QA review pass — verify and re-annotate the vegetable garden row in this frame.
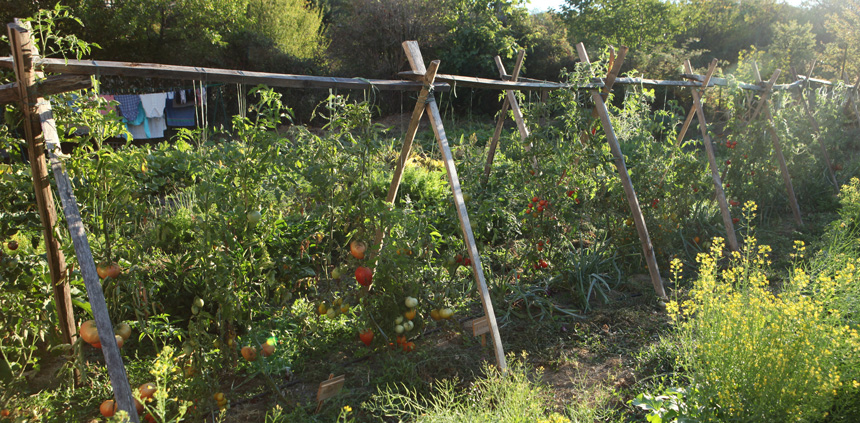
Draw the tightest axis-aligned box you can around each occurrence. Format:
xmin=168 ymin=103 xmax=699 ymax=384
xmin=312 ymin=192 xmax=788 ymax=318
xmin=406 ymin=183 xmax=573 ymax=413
xmin=2 ymin=15 xmax=860 ymax=423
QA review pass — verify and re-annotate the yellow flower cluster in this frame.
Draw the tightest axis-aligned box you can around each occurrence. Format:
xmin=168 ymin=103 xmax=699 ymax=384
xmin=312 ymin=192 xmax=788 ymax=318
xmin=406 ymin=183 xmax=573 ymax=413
xmin=671 ymin=217 xmax=860 ymax=421
xmin=536 ymin=412 xmax=570 ymax=423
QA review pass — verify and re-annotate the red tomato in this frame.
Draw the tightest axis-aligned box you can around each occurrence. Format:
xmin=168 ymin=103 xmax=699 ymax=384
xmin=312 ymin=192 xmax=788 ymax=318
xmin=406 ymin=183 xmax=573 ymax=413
xmin=355 ymin=266 xmax=373 ymax=287
xmin=359 ymin=329 xmax=374 ymax=346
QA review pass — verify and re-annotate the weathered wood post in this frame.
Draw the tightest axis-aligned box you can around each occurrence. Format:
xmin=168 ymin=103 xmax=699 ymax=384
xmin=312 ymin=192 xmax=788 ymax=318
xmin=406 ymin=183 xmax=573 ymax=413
xmin=8 ymin=20 xmax=139 ymax=422
xmin=7 ymin=20 xmax=76 ymax=346
xmin=575 ymin=43 xmax=666 ymax=300
xmin=683 ymin=59 xmax=739 ymax=251
xmin=402 ymin=41 xmax=507 ymax=369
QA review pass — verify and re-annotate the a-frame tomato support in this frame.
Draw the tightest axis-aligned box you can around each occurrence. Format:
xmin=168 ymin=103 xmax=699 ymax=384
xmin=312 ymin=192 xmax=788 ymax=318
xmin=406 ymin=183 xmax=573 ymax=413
xmin=680 ymin=59 xmax=740 ymax=252
xmin=6 ymin=20 xmax=140 ymax=422
xmin=386 ymin=41 xmax=508 ymax=370
xmin=574 ymin=43 xmax=667 ymax=301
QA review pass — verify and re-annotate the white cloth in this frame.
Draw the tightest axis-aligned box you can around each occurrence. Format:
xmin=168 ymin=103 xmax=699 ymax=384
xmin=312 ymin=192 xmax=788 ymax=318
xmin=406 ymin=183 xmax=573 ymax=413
xmin=148 ymin=117 xmax=167 ymax=138
xmin=128 ymin=122 xmax=148 ymax=140
xmin=139 ymin=93 xmax=167 ymax=118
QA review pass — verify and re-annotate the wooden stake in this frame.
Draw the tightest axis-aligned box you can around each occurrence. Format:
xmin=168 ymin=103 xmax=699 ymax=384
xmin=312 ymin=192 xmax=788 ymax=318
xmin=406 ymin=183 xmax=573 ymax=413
xmin=10 ymin=20 xmax=138 ymax=421
xmin=576 ymin=43 xmax=666 ymax=300
xmin=675 ymin=105 xmax=696 ymax=147
xmin=7 ymin=21 xmax=76 ymax=348
xmin=402 ymin=41 xmax=507 ymax=370
xmin=484 ymin=50 xmax=526 ymax=181
xmin=684 ymin=59 xmax=739 ymax=251
xmin=370 ymin=53 xmax=442 ymax=265
xmin=755 ymin=67 xmax=803 ymax=226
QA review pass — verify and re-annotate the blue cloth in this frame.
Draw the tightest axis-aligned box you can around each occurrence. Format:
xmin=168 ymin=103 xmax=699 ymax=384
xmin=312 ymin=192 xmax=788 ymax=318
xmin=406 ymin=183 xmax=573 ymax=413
xmin=164 ymin=97 xmax=196 ymax=127
xmin=122 ymin=102 xmax=150 ymax=140
xmin=114 ymin=94 xmax=141 ymax=121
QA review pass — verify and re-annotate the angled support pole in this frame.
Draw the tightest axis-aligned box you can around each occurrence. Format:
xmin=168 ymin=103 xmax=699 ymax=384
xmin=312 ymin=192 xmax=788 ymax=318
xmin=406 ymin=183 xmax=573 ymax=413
xmin=684 ymin=59 xmax=739 ymax=251
xmin=792 ymin=65 xmax=839 ymax=191
xmin=7 ymin=21 xmax=76 ymax=347
xmin=9 ymin=20 xmax=139 ymax=422
xmin=371 ymin=55 xmax=440 ymax=262
xmin=675 ymin=104 xmax=697 ymax=147
xmin=752 ymin=64 xmax=802 ymax=226
xmin=575 ymin=43 xmax=666 ymax=300
xmin=402 ymin=41 xmax=507 ymax=370
xmin=483 ymin=50 xmax=527 ymax=182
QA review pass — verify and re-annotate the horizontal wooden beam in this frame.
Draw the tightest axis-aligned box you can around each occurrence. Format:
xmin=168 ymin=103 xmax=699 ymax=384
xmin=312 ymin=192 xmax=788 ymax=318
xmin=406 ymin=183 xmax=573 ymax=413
xmin=0 ymin=74 xmax=92 ymax=104
xmin=0 ymin=56 xmax=449 ymax=92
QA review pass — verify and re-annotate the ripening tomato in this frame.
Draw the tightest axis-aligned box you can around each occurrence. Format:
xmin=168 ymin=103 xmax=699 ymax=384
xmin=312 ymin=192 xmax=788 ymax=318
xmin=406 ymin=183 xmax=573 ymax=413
xmin=359 ymin=328 xmax=374 ymax=346
xmin=241 ymin=346 xmax=258 ymax=361
xmin=355 ymin=266 xmax=373 ymax=287
xmin=261 ymin=341 xmax=275 ymax=357
xmin=115 ymin=322 xmax=132 ymax=341
xmin=80 ymin=320 xmax=99 ymax=344
xmin=350 ymin=240 xmax=367 ymax=260
xmin=97 ymin=262 xmax=121 ymax=279
xmin=99 ymin=400 xmax=116 ymax=417
xmin=139 ymin=382 xmax=157 ymax=399
xmin=404 ymin=309 xmax=416 ymax=320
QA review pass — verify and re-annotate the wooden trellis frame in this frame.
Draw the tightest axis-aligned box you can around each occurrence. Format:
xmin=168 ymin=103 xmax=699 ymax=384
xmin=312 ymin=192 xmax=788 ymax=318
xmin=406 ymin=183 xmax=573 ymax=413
xmin=3 ymin=19 xmax=857 ymax=386
xmin=682 ymin=59 xmax=739 ymax=251
xmin=483 ymin=49 xmax=527 ymax=182
xmin=752 ymin=64 xmax=803 ymax=226
xmin=7 ymin=21 xmax=140 ymax=422
xmin=394 ymin=41 xmax=507 ymax=369
xmin=575 ymin=43 xmax=666 ymax=300
xmin=792 ymin=63 xmax=839 ymax=191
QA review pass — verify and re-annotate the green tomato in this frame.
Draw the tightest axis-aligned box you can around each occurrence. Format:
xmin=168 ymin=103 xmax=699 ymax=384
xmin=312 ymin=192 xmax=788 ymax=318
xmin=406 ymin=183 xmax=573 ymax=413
xmin=193 ymin=297 xmax=204 ymax=308
xmin=394 ymin=325 xmax=405 ymax=334
xmin=247 ymin=210 xmax=262 ymax=224
xmin=405 ymin=296 xmax=418 ymax=308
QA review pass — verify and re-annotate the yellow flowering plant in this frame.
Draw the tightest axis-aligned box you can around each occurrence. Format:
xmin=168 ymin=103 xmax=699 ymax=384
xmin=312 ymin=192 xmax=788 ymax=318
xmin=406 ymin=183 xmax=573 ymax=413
xmin=667 ymin=202 xmax=860 ymax=422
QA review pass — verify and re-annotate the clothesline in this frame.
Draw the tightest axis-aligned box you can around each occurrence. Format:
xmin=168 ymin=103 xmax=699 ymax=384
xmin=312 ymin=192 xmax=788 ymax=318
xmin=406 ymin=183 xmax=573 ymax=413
xmin=105 ymin=87 xmax=206 ymax=140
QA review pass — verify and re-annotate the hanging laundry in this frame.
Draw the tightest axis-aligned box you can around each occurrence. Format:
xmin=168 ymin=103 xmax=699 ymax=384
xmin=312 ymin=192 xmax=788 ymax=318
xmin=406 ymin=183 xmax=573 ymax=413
xmin=195 ymin=87 xmax=207 ymax=105
xmin=147 ymin=116 xmax=167 ymax=138
xmin=139 ymin=93 xmax=167 ymax=118
xmin=140 ymin=93 xmax=168 ymax=138
xmin=165 ymin=96 xmax=196 ymax=127
xmin=123 ymin=102 xmax=150 ymax=140
xmin=114 ymin=94 xmax=141 ymax=121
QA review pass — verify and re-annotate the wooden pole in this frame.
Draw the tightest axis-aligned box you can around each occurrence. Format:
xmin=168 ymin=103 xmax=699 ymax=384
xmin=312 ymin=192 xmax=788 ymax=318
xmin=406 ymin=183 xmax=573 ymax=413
xmin=575 ymin=43 xmax=666 ymax=300
xmin=675 ymin=105 xmax=696 ymax=147
xmin=752 ymin=64 xmax=802 ymax=226
xmin=684 ymin=59 xmax=739 ymax=251
xmin=0 ymin=74 xmax=91 ymax=105
xmin=484 ymin=50 xmax=526 ymax=182
xmin=7 ymin=21 xmax=76 ymax=347
xmin=9 ymin=20 xmax=139 ymax=422
xmin=41 ymin=102 xmax=140 ymax=422
xmin=372 ymin=56 xmax=440 ymax=260
xmin=402 ymin=41 xmax=507 ymax=370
